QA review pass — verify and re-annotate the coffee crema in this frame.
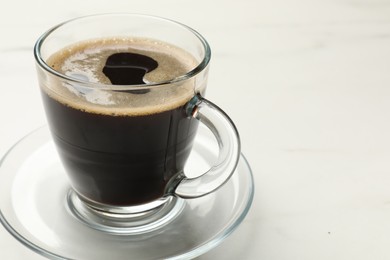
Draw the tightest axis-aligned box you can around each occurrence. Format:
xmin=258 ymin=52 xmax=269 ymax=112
xmin=40 ymin=37 xmax=201 ymax=206
xmin=43 ymin=37 xmax=198 ymax=116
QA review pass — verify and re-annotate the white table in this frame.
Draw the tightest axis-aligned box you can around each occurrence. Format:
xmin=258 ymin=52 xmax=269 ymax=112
xmin=1 ymin=0 xmax=390 ymax=259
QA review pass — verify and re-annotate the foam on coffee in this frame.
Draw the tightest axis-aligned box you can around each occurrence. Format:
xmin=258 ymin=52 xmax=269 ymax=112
xmin=42 ymin=37 xmax=199 ymax=116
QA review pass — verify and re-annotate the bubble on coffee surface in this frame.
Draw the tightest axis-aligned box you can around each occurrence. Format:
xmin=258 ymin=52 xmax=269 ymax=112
xmin=44 ymin=37 xmax=198 ymax=116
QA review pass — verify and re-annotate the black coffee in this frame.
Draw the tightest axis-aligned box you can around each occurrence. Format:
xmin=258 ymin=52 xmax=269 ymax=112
xmin=41 ymin=37 xmax=198 ymax=206
xmin=103 ymin=53 xmax=158 ymax=90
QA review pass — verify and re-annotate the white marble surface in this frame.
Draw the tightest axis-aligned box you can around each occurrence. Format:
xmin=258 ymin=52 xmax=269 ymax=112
xmin=2 ymin=0 xmax=390 ymax=259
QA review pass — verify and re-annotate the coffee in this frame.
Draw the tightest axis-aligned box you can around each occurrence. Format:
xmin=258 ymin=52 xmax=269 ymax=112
xmin=103 ymin=52 xmax=158 ymax=88
xmin=40 ymin=37 xmax=199 ymax=206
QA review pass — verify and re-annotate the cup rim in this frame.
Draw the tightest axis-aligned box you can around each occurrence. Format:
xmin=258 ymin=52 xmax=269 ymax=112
xmin=33 ymin=13 xmax=211 ymax=91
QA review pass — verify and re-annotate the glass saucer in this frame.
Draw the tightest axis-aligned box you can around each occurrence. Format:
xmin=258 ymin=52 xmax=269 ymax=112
xmin=0 ymin=125 xmax=254 ymax=260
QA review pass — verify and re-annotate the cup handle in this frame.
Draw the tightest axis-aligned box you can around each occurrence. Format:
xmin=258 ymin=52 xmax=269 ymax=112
xmin=173 ymin=95 xmax=241 ymax=198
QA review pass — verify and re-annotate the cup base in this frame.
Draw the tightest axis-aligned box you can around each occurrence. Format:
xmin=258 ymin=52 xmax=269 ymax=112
xmin=67 ymin=190 xmax=185 ymax=235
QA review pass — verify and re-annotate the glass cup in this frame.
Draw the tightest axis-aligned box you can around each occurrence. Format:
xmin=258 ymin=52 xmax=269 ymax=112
xmin=34 ymin=14 xmax=240 ymax=234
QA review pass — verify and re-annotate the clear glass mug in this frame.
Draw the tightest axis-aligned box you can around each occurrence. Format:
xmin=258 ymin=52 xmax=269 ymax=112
xmin=34 ymin=14 xmax=240 ymax=233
